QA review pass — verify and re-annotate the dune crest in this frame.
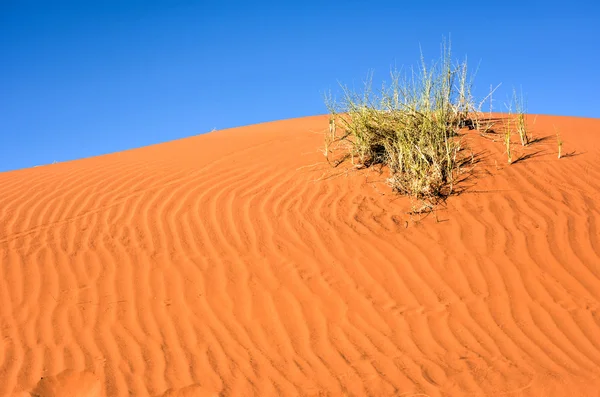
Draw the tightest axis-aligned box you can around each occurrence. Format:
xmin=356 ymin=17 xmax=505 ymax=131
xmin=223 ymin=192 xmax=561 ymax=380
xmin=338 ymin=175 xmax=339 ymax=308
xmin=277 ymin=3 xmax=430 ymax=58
xmin=1 ymin=114 xmax=600 ymax=396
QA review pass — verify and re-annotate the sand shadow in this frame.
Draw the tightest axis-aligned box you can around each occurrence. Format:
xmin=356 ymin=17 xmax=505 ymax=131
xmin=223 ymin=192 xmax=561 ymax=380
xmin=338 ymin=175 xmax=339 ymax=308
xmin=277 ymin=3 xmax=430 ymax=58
xmin=512 ymin=150 xmax=546 ymax=165
xmin=560 ymin=151 xmax=580 ymax=159
xmin=528 ymin=134 xmax=554 ymax=145
xmin=450 ymin=149 xmax=495 ymax=196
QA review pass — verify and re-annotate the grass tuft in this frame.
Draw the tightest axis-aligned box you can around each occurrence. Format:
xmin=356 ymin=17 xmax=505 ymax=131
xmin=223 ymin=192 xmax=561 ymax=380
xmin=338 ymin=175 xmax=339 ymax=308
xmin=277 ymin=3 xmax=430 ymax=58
xmin=324 ymin=40 xmax=480 ymax=202
xmin=513 ymin=88 xmax=529 ymax=146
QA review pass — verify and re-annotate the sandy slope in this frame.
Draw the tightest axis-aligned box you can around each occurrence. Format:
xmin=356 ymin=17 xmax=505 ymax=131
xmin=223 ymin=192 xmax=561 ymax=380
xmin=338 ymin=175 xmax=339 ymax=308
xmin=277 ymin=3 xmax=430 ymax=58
xmin=1 ymin=114 xmax=599 ymax=396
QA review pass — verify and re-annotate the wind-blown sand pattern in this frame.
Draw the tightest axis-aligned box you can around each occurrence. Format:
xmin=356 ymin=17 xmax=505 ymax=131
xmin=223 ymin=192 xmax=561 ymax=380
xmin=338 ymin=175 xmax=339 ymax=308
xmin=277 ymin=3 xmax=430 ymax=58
xmin=1 ymin=114 xmax=599 ymax=396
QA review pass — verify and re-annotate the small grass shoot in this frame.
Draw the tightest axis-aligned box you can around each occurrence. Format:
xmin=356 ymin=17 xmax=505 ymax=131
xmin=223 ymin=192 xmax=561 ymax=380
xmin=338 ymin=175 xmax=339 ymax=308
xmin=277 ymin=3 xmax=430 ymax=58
xmin=504 ymin=118 xmax=512 ymax=164
xmin=555 ymin=126 xmax=563 ymax=159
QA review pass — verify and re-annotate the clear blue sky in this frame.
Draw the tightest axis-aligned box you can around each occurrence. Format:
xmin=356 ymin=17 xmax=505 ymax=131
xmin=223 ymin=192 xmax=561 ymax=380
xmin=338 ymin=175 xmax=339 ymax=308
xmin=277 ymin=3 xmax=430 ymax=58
xmin=1 ymin=0 xmax=599 ymax=172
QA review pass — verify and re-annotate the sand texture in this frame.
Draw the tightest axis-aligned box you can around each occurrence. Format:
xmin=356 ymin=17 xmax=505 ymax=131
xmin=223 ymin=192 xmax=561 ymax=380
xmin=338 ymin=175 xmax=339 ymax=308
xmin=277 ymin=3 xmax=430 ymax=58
xmin=1 ymin=114 xmax=600 ymax=396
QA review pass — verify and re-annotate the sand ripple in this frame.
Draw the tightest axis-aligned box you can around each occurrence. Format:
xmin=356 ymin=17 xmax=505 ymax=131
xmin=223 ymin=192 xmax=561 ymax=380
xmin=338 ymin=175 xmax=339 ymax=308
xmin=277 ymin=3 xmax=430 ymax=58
xmin=1 ymin=115 xmax=600 ymax=396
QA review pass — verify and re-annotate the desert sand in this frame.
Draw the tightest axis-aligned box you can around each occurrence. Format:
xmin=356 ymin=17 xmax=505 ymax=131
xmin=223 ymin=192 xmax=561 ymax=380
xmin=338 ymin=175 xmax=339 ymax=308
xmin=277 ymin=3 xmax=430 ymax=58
xmin=1 ymin=114 xmax=599 ymax=396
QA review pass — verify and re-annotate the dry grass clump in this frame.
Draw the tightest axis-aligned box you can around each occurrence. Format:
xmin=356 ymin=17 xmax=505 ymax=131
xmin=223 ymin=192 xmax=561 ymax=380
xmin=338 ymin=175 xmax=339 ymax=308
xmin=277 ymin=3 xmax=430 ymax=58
xmin=324 ymin=41 xmax=478 ymax=201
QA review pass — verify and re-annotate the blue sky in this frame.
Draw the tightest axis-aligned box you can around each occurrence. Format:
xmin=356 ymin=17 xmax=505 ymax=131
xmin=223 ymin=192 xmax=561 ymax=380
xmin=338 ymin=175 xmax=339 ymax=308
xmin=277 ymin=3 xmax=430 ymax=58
xmin=1 ymin=0 xmax=599 ymax=172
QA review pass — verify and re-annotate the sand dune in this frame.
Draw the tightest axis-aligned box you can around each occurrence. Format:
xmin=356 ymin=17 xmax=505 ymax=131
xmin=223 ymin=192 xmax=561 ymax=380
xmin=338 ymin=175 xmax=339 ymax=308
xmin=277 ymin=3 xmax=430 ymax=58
xmin=1 ymin=114 xmax=599 ymax=396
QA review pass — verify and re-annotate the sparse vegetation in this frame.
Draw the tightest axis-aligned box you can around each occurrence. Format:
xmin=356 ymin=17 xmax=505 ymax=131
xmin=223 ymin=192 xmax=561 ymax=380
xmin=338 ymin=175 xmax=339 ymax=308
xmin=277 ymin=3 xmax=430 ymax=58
xmin=324 ymin=40 xmax=479 ymax=202
xmin=322 ymin=40 xmax=553 ymax=205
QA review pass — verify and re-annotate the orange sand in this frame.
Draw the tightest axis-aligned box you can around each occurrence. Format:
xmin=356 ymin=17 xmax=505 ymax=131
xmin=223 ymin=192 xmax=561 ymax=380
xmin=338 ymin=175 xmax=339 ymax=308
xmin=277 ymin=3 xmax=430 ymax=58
xmin=1 ymin=114 xmax=599 ymax=396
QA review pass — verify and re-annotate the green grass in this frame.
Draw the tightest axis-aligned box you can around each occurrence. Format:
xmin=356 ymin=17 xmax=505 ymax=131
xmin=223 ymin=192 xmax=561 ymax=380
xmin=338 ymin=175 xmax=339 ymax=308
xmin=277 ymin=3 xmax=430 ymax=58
xmin=324 ymin=40 xmax=478 ymax=202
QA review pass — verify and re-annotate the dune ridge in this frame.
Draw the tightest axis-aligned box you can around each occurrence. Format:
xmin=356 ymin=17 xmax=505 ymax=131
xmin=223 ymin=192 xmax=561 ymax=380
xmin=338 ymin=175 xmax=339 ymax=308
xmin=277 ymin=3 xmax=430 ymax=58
xmin=1 ymin=114 xmax=600 ymax=396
